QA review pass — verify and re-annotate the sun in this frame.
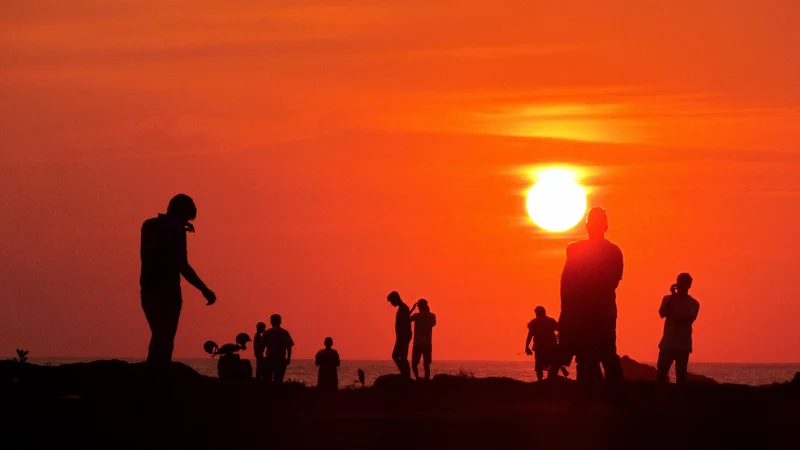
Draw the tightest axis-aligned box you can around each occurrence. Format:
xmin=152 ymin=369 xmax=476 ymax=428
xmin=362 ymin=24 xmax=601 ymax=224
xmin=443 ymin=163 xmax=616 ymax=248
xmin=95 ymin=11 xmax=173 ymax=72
xmin=526 ymin=168 xmax=587 ymax=232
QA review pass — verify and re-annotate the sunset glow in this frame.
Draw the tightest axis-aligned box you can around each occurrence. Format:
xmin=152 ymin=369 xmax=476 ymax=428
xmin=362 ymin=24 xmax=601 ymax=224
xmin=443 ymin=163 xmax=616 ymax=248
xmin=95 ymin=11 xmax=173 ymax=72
xmin=2 ymin=0 xmax=800 ymax=364
xmin=526 ymin=168 xmax=587 ymax=232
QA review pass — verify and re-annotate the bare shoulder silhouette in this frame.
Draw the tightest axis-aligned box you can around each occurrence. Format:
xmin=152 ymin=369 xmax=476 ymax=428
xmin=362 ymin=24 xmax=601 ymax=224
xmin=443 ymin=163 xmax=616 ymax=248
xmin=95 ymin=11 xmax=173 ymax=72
xmin=557 ymin=207 xmax=624 ymax=407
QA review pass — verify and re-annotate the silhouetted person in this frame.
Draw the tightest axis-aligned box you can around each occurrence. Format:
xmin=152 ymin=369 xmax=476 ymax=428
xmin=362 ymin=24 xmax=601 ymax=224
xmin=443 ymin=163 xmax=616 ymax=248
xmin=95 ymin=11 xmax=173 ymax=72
xmin=254 ymin=322 xmax=267 ymax=380
xmin=657 ymin=273 xmax=700 ymax=389
xmin=558 ymin=207 xmax=624 ymax=405
xmin=387 ymin=291 xmax=412 ymax=378
xmin=410 ymin=299 xmax=436 ymax=380
xmin=263 ymin=314 xmax=294 ymax=386
xmin=140 ymin=194 xmax=216 ymax=366
xmin=525 ymin=306 xmax=561 ymax=381
xmin=315 ymin=337 xmax=340 ymax=391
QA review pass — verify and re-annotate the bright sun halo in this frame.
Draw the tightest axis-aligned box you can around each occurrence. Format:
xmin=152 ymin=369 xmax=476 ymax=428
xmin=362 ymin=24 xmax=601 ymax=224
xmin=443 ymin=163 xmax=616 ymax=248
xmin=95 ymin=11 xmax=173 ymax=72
xmin=526 ymin=168 xmax=587 ymax=232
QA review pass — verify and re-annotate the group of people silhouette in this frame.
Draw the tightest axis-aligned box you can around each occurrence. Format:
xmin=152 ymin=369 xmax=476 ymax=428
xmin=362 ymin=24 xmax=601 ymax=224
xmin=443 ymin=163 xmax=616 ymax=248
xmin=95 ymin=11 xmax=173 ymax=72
xmin=387 ymin=292 xmax=437 ymax=380
xmin=140 ymin=194 xmax=699 ymax=401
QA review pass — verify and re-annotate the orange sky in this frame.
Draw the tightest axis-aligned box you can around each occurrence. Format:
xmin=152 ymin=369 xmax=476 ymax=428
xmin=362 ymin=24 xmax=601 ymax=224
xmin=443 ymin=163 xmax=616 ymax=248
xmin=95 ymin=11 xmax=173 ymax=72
xmin=2 ymin=1 xmax=800 ymax=362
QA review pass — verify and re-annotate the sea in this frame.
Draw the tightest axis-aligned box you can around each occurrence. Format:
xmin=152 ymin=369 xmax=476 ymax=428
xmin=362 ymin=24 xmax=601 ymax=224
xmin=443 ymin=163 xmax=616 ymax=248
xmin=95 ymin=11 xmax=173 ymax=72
xmin=28 ymin=358 xmax=800 ymax=388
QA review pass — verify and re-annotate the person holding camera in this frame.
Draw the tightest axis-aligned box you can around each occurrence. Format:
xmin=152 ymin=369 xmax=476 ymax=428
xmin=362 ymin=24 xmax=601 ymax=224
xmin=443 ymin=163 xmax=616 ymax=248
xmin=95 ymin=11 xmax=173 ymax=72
xmin=657 ymin=273 xmax=700 ymax=389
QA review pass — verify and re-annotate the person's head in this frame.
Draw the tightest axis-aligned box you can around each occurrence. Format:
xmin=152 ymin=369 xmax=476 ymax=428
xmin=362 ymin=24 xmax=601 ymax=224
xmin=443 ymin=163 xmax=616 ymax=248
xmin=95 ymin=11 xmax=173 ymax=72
xmin=676 ymin=273 xmax=693 ymax=293
xmin=256 ymin=322 xmax=266 ymax=333
xmin=235 ymin=333 xmax=251 ymax=350
xmin=387 ymin=291 xmax=402 ymax=307
xmin=417 ymin=298 xmax=429 ymax=313
xmin=324 ymin=337 xmax=333 ymax=349
xmin=585 ymin=207 xmax=608 ymax=239
xmin=167 ymin=194 xmax=197 ymax=222
xmin=270 ymin=314 xmax=282 ymax=327
xmin=534 ymin=305 xmax=546 ymax=318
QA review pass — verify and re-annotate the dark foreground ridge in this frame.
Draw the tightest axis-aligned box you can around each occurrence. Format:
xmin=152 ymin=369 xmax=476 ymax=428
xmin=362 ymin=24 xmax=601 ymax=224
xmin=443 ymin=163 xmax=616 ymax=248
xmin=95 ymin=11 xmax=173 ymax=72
xmin=1 ymin=359 xmax=798 ymax=450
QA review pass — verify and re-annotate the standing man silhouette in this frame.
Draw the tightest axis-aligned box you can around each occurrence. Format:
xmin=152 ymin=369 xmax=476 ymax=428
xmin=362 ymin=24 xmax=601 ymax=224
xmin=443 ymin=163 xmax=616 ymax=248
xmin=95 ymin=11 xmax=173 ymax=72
xmin=387 ymin=291 xmax=412 ymax=378
xmin=410 ymin=299 xmax=436 ymax=380
xmin=657 ymin=273 xmax=700 ymax=390
xmin=525 ymin=306 xmax=560 ymax=381
xmin=263 ymin=314 xmax=294 ymax=385
xmin=140 ymin=194 xmax=216 ymax=366
xmin=558 ymin=207 xmax=624 ymax=405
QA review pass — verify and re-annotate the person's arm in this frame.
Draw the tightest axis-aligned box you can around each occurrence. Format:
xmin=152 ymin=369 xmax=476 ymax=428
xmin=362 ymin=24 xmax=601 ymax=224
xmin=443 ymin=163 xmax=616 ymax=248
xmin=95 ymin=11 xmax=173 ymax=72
xmin=334 ymin=351 xmax=340 ymax=367
xmin=659 ymin=296 xmax=671 ymax=318
xmin=559 ymin=245 xmax=576 ymax=326
xmin=286 ymin=333 xmax=294 ymax=364
xmin=315 ymin=351 xmax=321 ymax=366
xmin=525 ymin=327 xmax=534 ymax=355
xmin=410 ymin=313 xmax=418 ymax=322
xmin=613 ymin=248 xmax=624 ymax=288
xmin=432 ymin=314 xmax=436 ymax=327
xmin=177 ymin=233 xmax=216 ymax=304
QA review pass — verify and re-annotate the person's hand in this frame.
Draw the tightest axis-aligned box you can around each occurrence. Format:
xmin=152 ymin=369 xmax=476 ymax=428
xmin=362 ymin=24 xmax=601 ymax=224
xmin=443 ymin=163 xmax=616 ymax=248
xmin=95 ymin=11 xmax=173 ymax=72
xmin=185 ymin=222 xmax=195 ymax=233
xmin=286 ymin=358 xmax=291 ymax=366
xmin=203 ymin=288 xmax=216 ymax=306
xmin=670 ymin=284 xmax=678 ymax=296
xmin=525 ymin=348 xmax=533 ymax=356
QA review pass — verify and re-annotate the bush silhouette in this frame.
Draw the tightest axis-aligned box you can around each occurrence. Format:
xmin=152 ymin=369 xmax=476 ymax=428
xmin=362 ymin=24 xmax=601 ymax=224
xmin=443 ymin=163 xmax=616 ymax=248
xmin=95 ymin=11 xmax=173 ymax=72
xmin=12 ymin=349 xmax=28 ymax=364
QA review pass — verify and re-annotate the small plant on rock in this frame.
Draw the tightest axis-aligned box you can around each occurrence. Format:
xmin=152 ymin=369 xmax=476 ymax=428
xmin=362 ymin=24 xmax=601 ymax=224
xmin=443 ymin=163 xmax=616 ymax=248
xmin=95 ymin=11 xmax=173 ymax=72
xmin=12 ymin=349 xmax=28 ymax=364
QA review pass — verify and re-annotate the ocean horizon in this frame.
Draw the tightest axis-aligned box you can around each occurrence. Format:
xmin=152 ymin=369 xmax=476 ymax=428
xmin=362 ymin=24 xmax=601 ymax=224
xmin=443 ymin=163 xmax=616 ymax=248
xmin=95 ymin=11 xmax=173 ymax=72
xmin=26 ymin=358 xmax=800 ymax=387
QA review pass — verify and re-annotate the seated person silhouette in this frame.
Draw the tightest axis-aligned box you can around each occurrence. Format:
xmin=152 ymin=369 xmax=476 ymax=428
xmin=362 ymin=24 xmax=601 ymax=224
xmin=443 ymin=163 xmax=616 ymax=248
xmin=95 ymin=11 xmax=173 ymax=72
xmin=525 ymin=306 xmax=568 ymax=381
xmin=315 ymin=337 xmax=341 ymax=391
xmin=263 ymin=314 xmax=294 ymax=386
xmin=410 ymin=299 xmax=436 ymax=380
xmin=657 ymin=273 xmax=700 ymax=390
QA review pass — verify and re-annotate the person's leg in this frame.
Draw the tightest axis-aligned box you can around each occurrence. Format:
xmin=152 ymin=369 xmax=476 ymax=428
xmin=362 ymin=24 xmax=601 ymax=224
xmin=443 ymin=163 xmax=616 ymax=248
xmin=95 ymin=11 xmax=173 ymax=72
xmin=674 ymin=351 xmax=690 ymax=386
xmin=423 ymin=344 xmax=432 ymax=380
xmin=274 ymin=361 xmax=287 ymax=385
xmin=141 ymin=293 xmax=160 ymax=364
xmin=162 ymin=301 xmax=181 ymax=364
xmin=399 ymin=338 xmax=411 ymax=378
xmin=392 ymin=338 xmax=411 ymax=377
xmin=656 ymin=349 xmax=673 ymax=385
xmin=142 ymin=293 xmax=182 ymax=366
xmin=574 ymin=351 xmax=597 ymax=406
xmin=536 ymin=369 xmax=544 ymax=382
xmin=264 ymin=358 xmax=275 ymax=384
xmin=411 ymin=345 xmax=421 ymax=380
xmin=599 ymin=322 xmax=622 ymax=385
xmin=596 ymin=320 xmax=623 ymax=404
xmin=391 ymin=339 xmax=402 ymax=372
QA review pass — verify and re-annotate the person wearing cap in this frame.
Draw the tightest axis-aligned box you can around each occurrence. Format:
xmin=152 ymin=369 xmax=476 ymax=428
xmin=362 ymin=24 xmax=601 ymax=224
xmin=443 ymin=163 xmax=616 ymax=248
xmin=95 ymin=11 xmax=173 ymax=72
xmin=558 ymin=206 xmax=624 ymax=405
xmin=140 ymin=194 xmax=217 ymax=367
xmin=525 ymin=306 xmax=564 ymax=381
xmin=410 ymin=299 xmax=436 ymax=380
xmin=657 ymin=273 xmax=700 ymax=389
xmin=263 ymin=314 xmax=294 ymax=386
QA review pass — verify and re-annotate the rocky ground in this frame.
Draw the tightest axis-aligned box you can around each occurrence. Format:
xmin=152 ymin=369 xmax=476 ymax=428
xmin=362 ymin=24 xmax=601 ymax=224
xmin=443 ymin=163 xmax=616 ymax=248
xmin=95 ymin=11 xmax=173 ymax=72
xmin=1 ymin=358 xmax=797 ymax=450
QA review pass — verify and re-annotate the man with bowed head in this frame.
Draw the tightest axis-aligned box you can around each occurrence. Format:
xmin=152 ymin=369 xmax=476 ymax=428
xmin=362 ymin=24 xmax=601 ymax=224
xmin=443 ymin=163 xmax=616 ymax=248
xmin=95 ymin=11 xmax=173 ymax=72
xmin=140 ymin=194 xmax=216 ymax=367
xmin=558 ymin=206 xmax=624 ymax=405
xmin=387 ymin=291 xmax=412 ymax=378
